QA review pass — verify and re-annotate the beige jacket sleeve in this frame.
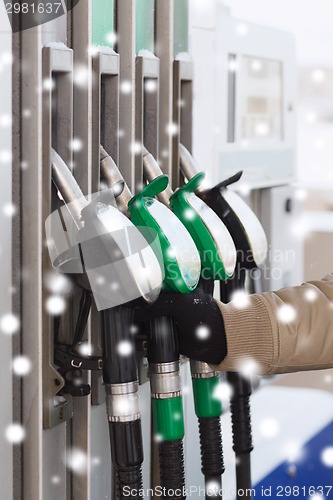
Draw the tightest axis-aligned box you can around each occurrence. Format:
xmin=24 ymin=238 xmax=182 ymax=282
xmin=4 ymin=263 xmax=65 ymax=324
xmin=215 ymin=274 xmax=333 ymax=376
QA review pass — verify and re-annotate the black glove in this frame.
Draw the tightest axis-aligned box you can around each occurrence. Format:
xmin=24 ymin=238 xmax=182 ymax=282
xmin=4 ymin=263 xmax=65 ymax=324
xmin=134 ymin=288 xmax=227 ymax=365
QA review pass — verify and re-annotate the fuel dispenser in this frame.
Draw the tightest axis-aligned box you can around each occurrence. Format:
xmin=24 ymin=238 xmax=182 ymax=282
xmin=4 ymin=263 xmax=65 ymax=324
xmin=179 ymin=144 xmax=268 ymax=500
xmin=8 ymin=1 xmax=320 ymax=499
xmin=49 ymin=148 xmax=163 ymax=498
xmin=100 ymin=146 xmax=201 ymax=498
xmin=142 ymin=148 xmax=237 ymax=499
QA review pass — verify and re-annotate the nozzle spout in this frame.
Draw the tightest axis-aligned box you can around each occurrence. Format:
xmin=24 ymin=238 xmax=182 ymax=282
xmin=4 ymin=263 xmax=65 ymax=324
xmin=99 ymin=145 xmax=133 ymax=215
xmin=179 ymin=144 xmax=204 ymax=192
xmin=51 ymin=148 xmax=88 ymax=227
xmin=142 ymin=148 xmax=173 ymax=206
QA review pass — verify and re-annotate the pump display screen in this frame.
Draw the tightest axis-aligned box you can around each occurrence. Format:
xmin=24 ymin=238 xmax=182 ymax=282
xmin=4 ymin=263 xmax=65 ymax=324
xmin=146 ymin=199 xmax=201 ymax=288
xmin=185 ymin=193 xmax=237 ymax=276
xmin=233 ymin=56 xmax=283 ymax=143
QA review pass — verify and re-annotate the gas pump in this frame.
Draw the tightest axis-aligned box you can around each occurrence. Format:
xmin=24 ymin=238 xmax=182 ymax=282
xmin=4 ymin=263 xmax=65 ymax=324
xmin=100 ymin=146 xmax=201 ymax=499
xmin=179 ymin=143 xmax=268 ymax=500
xmin=142 ymin=147 xmax=238 ymax=499
xmin=49 ymin=148 xmax=163 ymax=499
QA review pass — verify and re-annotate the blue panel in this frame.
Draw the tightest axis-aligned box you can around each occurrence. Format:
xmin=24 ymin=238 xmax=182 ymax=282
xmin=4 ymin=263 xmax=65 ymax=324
xmin=254 ymin=420 xmax=333 ymax=498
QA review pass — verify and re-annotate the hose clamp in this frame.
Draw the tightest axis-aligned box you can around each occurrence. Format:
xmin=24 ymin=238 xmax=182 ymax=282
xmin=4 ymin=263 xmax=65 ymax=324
xmin=190 ymin=360 xmax=219 ymax=379
xmin=149 ymin=361 xmax=179 ymax=374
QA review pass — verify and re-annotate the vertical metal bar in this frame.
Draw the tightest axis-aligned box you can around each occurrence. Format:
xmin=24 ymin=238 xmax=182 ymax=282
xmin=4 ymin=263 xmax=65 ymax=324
xmin=227 ymin=55 xmax=236 ymax=143
xmin=92 ymin=50 xmax=120 ymax=191
xmin=115 ymin=0 xmax=136 ymax=192
xmin=91 ymin=48 xmax=119 ymax=410
xmin=172 ymin=59 xmax=193 ymax=189
xmin=42 ymin=45 xmax=74 ymax=429
xmin=12 ymin=19 xmax=22 ymax=500
xmin=135 ymin=55 xmax=160 ymax=188
xmin=0 ymin=6 xmax=14 ymax=500
xmin=70 ymin=3 xmax=93 ymax=499
xmin=155 ymin=0 xmax=174 ymax=177
xmin=21 ymin=25 xmax=68 ymax=500
xmin=71 ymin=0 xmax=93 ymax=194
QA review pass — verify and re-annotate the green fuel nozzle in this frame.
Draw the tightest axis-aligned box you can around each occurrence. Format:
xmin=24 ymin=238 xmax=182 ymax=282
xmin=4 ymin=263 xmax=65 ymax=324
xmin=100 ymin=147 xmax=190 ymax=496
xmin=142 ymin=148 xmax=237 ymax=282
xmin=142 ymin=147 xmax=229 ymax=499
xmin=128 ymin=175 xmax=201 ymax=294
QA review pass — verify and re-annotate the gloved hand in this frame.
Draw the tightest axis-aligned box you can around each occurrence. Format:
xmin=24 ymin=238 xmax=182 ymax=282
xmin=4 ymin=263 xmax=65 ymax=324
xmin=134 ymin=288 xmax=227 ymax=365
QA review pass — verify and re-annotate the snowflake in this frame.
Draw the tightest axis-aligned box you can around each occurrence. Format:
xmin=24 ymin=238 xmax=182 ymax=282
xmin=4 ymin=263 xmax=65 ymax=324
xmin=183 ymin=208 xmax=195 ymax=221
xmin=238 ymin=358 xmax=260 ymax=377
xmin=45 ymin=296 xmax=66 ymax=315
xmin=195 ymin=325 xmax=210 ymax=340
xmin=120 ymin=80 xmax=132 ymax=94
xmin=73 ymin=64 xmax=90 ymax=88
xmin=154 ymin=433 xmax=163 ymax=443
xmin=255 ymin=122 xmax=270 ymax=137
xmin=46 ymin=273 xmax=72 ymax=295
xmin=105 ymin=32 xmax=117 ymax=45
xmin=235 ymin=23 xmax=248 ymax=36
xmin=284 ymin=440 xmax=303 ymax=462
xmin=2 ymin=203 xmax=16 ymax=217
xmin=5 ymin=423 xmax=25 ymax=444
xmin=259 ymin=417 xmax=280 ymax=438
xmin=0 ymin=114 xmax=11 ymax=127
xmin=277 ymin=304 xmax=297 ymax=324
xmin=304 ymin=289 xmax=317 ymax=302
xmin=51 ymin=475 xmax=61 ymax=485
xmin=130 ymin=324 xmax=139 ymax=335
xmin=145 ymin=79 xmax=157 ymax=93
xmin=311 ymin=69 xmax=326 ymax=83
xmin=117 ymin=340 xmax=133 ymax=356
xmin=12 ymin=356 xmax=32 ymax=376
xmin=294 ymin=189 xmax=308 ymax=201
xmin=66 ymin=447 xmax=87 ymax=475
xmin=130 ymin=141 xmax=142 ymax=155
xmin=231 ymin=290 xmax=250 ymax=309
xmin=2 ymin=52 xmax=13 ymax=65
xmin=228 ymin=59 xmax=239 ymax=72
xmin=166 ymin=122 xmax=178 ymax=136
xmin=0 ymin=150 xmax=12 ymax=163
xmin=78 ymin=343 xmax=92 ymax=356
xmin=206 ymin=480 xmax=220 ymax=496
xmin=43 ymin=78 xmax=55 ymax=91
xmin=70 ymin=138 xmax=83 ymax=152
xmin=0 ymin=313 xmax=20 ymax=335
xmin=92 ymin=456 xmax=101 ymax=466
xmin=213 ymin=381 xmax=233 ymax=402
xmin=321 ymin=446 xmax=333 ymax=467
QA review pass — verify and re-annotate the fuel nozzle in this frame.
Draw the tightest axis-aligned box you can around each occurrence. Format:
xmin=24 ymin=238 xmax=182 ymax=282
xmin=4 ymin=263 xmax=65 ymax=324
xmin=142 ymin=146 xmax=237 ymax=282
xmin=48 ymin=148 xmax=166 ymax=499
xmin=179 ymin=143 xmax=267 ymax=499
xmin=179 ymin=143 xmax=268 ymax=270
